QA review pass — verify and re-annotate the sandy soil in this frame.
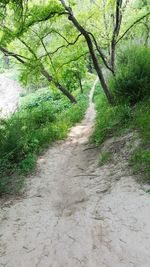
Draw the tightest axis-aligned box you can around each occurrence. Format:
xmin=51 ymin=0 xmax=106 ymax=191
xmin=0 ymin=73 xmax=21 ymax=117
xmin=0 ymin=78 xmax=150 ymax=267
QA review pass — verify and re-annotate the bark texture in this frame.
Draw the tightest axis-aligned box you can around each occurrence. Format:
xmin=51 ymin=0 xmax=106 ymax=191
xmin=41 ymin=68 xmax=77 ymax=103
xmin=60 ymin=1 xmax=114 ymax=104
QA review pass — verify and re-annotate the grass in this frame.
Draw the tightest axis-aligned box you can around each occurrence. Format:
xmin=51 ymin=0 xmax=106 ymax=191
xmin=0 ymin=76 xmax=95 ymax=195
xmin=131 ymin=149 xmax=150 ymax=181
xmin=91 ymin=83 xmax=132 ymax=145
xmin=99 ymin=151 xmax=111 ymax=165
xmin=130 ymin=99 xmax=150 ymax=183
xmin=92 ymin=84 xmax=150 ymax=183
xmin=92 ymin=45 xmax=150 ymax=183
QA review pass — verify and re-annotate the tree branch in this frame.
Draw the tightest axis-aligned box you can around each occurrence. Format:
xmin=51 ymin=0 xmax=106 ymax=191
xmin=17 ymin=37 xmax=38 ymax=59
xmin=88 ymin=32 xmax=114 ymax=73
xmin=60 ymin=0 xmax=114 ymax=104
xmin=0 ymin=47 xmax=27 ymax=64
xmin=57 ymin=51 xmax=89 ymax=71
xmin=40 ymin=33 xmax=82 ymax=58
xmin=32 ymin=29 xmax=57 ymax=75
xmin=116 ymin=11 xmax=150 ymax=44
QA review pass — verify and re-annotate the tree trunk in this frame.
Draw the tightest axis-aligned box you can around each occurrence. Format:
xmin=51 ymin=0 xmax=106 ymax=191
xmin=41 ymin=68 xmax=77 ymax=103
xmin=87 ymin=54 xmax=93 ymax=73
xmin=84 ymin=34 xmax=114 ymax=104
xmin=54 ymin=81 xmax=77 ymax=103
xmin=110 ymin=39 xmax=116 ymax=72
xmin=110 ymin=0 xmax=123 ymax=72
xmin=60 ymin=2 xmax=114 ymax=104
xmin=77 ymin=72 xmax=83 ymax=93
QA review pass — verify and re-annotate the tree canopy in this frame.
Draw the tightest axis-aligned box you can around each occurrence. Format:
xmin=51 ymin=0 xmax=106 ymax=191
xmin=0 ymin=0 xmax=149 ymax=103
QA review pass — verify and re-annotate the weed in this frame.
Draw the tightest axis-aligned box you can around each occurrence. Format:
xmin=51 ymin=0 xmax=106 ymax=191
xmin=99 ymin=151 xmax=111 ymax=165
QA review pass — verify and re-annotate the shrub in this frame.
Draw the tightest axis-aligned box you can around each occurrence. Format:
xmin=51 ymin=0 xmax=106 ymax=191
xmin=0 ymin=77 xmax=93 ymax=194
xmin=133 ymin=98 xmax=150 ymax=142
xmin=109 ymin=45 xmax=150 ymax=105
xmin=130 ymin=98 xmax=150 ymax=182
xmin=92 ymin=85 xmax=132 ymax=145
xmin=131 ymin=149 xmax=150 ymax=182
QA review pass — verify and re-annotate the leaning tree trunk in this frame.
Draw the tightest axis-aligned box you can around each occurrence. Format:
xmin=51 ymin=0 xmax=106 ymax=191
xmin=41 ymin=68 xmax=77 ymax=103
xmin=110 ymin=39 xmax=116 ymax=73
xmin=54 ymin=81 xmax=77 ymax=103
xmin=74 ymin=24 xmax=114 ymax=104
xmin=72 ymin=23 xmax=113 ymax=104
xmin=60 ymin=1 xmax=114 ymax=104
xmin=85 ymin=34 xmax=114 ymax=104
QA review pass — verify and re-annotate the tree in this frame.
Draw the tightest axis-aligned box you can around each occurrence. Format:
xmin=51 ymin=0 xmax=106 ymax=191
xmin=0 ymin=0 xmax=149 ymax=105
xmin=60 ymin=0 xmax=114 ymax=104
xmin=59 ymin=0 xmax=150 ymax=104
xmin=0 ymin=1 xmax=78 ymax=103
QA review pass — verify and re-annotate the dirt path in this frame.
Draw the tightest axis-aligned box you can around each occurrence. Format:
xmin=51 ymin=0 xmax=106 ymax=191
xmin=0 ymin=73 xmax=21 ymax=117
xmin=1 ymin=79 xmax=150 ymax=267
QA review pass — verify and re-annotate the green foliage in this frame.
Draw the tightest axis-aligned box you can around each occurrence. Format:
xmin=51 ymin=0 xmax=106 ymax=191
xmin=0 ymin=54 xmax=5 ymax=73
xmin=61 ymin=66 xmax=83 ymax=92
xmin=131 ymin=149 xmax=150 ymax=182
xmin=130 ymin=98 xmax=150 ymax=182
xmin=109 ymin=45 xmax=150 ymax=105
xmin=19 ymin=63 xmax=45 ymax=88
xmin=0 ymin=79 xmax=92 ymax=194
xmin=133 ymin=98 xmax=150 ymax=142
xmin=92 ymin=84 xmax=132 ymax=145
xmin=99 ymin=151 xmax=110 ymax=165
xmin=93 ymin=83 xmax=150 ymax=183
xmin=26 ymin=1 xmax=64 ymax=29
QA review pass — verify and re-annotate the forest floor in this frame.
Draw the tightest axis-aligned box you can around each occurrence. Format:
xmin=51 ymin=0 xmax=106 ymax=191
xmin=1 ymin=79 xmax=150 ymax=267
xmin=0 ymin=72 xmax=21 ymax=117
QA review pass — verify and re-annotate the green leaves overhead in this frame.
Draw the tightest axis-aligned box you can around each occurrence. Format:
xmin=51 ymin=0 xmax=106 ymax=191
xmin=25 ymin=1 xmax=65 ymax=29
xmin=0 ymin=0 xmax=149 ymax=94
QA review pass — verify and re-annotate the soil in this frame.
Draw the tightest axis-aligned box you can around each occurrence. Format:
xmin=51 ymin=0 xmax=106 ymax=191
xmin=0 ymin=78 xmax=150 ymax=267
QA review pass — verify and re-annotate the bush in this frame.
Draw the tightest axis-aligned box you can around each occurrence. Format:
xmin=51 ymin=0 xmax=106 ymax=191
xmin=109 ymin=45 xmax=150 ymax=105
xmin=131 ymin=149 xmax=150 ymax=182
xmin=0 ymin=77 xmax=93 ymax=194
xmin=133 ymin=98 xmax=150 ymax=142
xmin=130 ymin=98 xmax=150 ymax=182
xmin=92 ymin=85 xmax=132 ymax=145
xmin=93 ymin=83 xmax=150 ymax=182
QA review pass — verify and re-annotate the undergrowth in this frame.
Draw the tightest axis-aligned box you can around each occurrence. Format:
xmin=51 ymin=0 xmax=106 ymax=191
xmin=0 ymin=77 xmax=94 ymax=195
xmin=130 ymin=99 xmax=150 ymax=183
xmin=92 ymin=83 xmax=132 ymax=145
xmin=93 ymin=78 xmax=150 ymax=183
xmin=108 ymin=45 xmax=150 ymax=105
xmin=93 ymin=45 xmax=150 ymax=183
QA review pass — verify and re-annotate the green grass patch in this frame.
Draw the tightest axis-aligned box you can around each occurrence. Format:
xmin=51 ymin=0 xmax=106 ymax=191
xmin=130 ymin=99 xmax=150 ymax=182
xmin=91 ymin=83 xmax=132 ymax=145
xmin=131 ymin=149 xmax=150 ymax=182
xmin=93 ymin=84 xmax=150 ymax=183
